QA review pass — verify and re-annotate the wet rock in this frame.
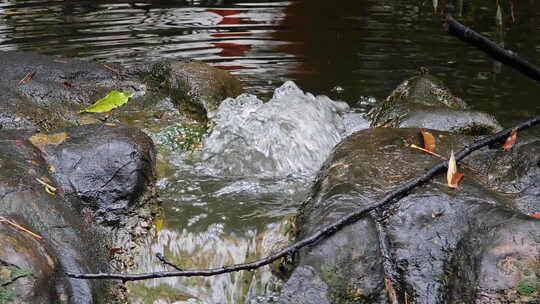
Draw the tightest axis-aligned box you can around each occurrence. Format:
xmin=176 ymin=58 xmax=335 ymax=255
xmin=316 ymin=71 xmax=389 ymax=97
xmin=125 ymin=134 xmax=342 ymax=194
xmin=36 ymin=124 xmax=156 ymax=221
xmin=0 ymin=221 xmax=61 ymax=304
xmin=368 ymin=73 xmax=502 ymax=134
xmin=470 ymin=137 xmax=540 ymax=215
xmin=0 ymin=51 xmax=243 ymax=131
xmin=0 ymin=123 xmax=157 ymax=303
xmin=280 ymin=128 xmax=540 ymax=303
xmin=0 ymin=129 xmax=109 ymax=303
xmin=133 ymin=60 xmax=244 ymax=120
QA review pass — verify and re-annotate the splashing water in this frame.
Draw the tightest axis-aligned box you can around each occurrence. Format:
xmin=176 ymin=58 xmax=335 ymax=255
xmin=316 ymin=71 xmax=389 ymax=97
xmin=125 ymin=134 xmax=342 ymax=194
xmin=129 ymin=82 xmax=369 ymax=304
xmin=202 ymin=81 xmax=365 ymax=177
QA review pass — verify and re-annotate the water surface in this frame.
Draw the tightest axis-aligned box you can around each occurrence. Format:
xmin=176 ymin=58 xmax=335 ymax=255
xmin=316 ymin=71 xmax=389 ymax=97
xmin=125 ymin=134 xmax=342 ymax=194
xmin=1 ymin=0 xmax=539 ymax=126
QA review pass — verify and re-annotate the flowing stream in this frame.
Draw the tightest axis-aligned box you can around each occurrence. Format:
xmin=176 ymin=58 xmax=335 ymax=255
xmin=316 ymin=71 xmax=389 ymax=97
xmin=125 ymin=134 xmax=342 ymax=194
xmin=129 ymin=81 xmax=368 ymax=303
xmin=2 ymin=0 xmax=540 ymax=303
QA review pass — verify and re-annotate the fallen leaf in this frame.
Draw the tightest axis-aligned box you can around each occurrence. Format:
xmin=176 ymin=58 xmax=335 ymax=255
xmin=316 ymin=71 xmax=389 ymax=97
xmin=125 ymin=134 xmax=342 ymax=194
xmin=103 ymin=64 xmax=119 ymax=73
xmin=63 ymin=81 xmax=73 ymax=87
xmin=19 ymin=71 xmax=35 ymax=84
xmin=154 ymin=218 xmax=164 ymax=233
xmin=503 ymin=128 xmax=518 ymax=151
xmin=29 ymin=132 xmax=69 ymax=151
xmin=80 ymin=91 xmax=134 ymax=113
xmin=384 ymin=277 xmax=398 ymax=304
xmin=421 ymin=130 xmax=436 ymax=153
xmin=447 ymin=150 xmax=465 ymax=189
xmin=496 ymin=4 xmax=503 ymax=27
xmin=530 ymin=213 xmax=540 ymax=219
xmin=109 ymin=247 xmax=122 ymax=258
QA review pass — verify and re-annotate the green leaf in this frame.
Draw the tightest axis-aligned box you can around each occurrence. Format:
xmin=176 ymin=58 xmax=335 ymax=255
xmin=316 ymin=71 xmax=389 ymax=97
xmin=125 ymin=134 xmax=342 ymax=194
xmin=81 ymin=91 xmax=134 ymax=113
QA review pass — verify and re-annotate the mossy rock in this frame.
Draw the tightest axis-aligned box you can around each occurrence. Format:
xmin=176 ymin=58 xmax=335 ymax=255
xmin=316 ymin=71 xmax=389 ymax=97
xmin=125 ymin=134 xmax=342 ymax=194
xmin=368 ymin=72 xmax=501 ymax=135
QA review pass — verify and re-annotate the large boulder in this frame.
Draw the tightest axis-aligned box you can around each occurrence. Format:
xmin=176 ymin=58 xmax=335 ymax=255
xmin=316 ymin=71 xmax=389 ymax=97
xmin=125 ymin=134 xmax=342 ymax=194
xmin=279 ymin=128 xmax=540 ymax=303
xmin=0 ymin=124 xmax=156 ymax=303
xmin=35 ymin=124 xmax=156 ymax=222
xmin=0 ymin=51 xmax=243 ymax=131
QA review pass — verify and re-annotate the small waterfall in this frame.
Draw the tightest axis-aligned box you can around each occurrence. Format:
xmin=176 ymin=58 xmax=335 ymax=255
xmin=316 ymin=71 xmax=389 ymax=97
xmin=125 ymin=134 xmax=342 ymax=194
xmin=201 ymin=81 xmax=365 ymax=177
xmin=130 ymin=82 xmax=369 ymax=303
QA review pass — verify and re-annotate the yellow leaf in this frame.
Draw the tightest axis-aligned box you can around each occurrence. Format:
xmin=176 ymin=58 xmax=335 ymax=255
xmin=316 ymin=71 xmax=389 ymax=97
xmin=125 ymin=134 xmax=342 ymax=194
xmin=154 ymin=218 xmax=164 ymax=233
xmin=81 ymin=91 xmax=134 ymax=113
xmin=29 ymin=132 xmax=68 ymax=148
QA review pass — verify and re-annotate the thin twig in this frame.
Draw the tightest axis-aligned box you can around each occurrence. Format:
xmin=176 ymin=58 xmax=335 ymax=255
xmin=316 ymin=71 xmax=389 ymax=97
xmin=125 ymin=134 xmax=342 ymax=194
xmin=0 ymin=216 xmax=43 ymax=240
xmin=66 ymin=115 xmax=540 ymax=281
xmin=19 ymin=72 xmax=35 ymax=84
xmin=156 ymin=253 xmax=183 ymax=271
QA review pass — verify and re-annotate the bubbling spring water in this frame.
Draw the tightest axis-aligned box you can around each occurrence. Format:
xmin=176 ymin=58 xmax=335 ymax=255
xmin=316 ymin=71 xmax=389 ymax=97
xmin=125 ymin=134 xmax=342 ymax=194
xmin=201 ymin=81 xmax=368 ymax=177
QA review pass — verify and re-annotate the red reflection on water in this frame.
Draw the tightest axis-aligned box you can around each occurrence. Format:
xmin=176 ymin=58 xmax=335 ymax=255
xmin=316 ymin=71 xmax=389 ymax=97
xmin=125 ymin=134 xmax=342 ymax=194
xmin=213 ymin=65 xmax=250 ymax=71
xmin=206 ymin=9 xmax=243 ymax=25
xmin=212 ymin=42 xmax=251 ymax=57
xmin=206 ymin=8 xmax=253 ymax=68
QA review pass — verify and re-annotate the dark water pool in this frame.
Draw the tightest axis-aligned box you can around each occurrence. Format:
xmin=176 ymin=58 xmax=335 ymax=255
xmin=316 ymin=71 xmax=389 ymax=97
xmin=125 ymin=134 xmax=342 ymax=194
xmin=1 ymin=0 xmax=540 ymax=128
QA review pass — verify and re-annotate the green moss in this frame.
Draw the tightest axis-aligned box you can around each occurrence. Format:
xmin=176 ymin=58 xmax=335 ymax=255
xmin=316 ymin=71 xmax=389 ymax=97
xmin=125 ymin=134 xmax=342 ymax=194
xmin=153 ymin=122 xmax=208 ymax=152
xmin=128 ymin=283 xmax=193 ymax=304
xmin=517 ymin=278 xmax=538 ymax=296
xmin=0 ymin=288 xmax=14 ymax=304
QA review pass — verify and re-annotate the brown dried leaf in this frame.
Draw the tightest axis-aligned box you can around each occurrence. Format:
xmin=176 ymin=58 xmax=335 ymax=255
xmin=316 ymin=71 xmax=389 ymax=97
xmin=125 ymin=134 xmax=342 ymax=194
xmin=103 ymin=64 xmax=119 ymax=73
xmin=109 ymin=247 xmax=122 ymax=258
xmin=421 ymin=130 xmax=436 ymax=153
xmin=447 ymin=150 xmax=464 ymax=189
xmin=502 ymin=128 xmax=518 ymax=151
xmin=384 ymin=277 xmax=398 ymax=304
xmin=29 ymin=132 xmax=69 ymax=151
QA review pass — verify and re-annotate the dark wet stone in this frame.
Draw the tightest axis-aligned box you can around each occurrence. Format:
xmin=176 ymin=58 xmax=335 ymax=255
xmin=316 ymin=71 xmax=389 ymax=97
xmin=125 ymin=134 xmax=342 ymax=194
xmin=0 ymin=51 xmax=243 ymax=131
xmin=0 ymin=129 xmax=109 ymax=303
xmin=36 ymin=124 xmax=156 ymax=221
xmin=131 ymin=60 xmax=243 ymax=120
xmin=368 ymin=73 xmax=502 ymax=134
xmin=280 ymin=128 xmax=540 ymax=304
xmin=0 ymin=221 xmax=61 ymax=304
